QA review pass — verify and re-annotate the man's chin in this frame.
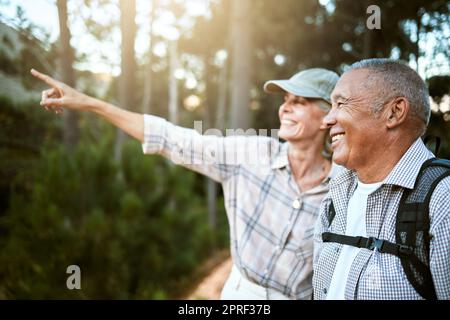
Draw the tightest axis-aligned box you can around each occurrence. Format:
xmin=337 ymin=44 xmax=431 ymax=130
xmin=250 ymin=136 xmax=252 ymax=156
xmin=332 ymin=153 xmax=348 ymax=168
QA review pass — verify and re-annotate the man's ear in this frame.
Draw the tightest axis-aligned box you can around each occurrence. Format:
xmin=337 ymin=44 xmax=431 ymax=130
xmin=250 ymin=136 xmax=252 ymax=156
xmin=385 ymin=97 xmax=409 ymax=129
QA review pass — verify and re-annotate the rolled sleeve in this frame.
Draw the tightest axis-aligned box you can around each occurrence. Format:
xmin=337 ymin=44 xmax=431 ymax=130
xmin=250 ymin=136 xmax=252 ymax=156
xmin=142 ymin=114 xmax=168 ymax=155
xmin=141 ymin=114 xmax=241 ymax=183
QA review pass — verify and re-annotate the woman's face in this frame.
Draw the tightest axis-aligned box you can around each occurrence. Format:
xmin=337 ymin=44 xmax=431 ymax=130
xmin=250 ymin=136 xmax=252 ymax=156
xmin=278 ymin=93 xmax=328 ymax=142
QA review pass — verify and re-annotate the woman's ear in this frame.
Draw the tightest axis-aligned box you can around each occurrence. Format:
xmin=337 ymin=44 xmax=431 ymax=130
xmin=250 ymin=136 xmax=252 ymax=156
xmin=385 ymin=97 xmax=409 ymax=129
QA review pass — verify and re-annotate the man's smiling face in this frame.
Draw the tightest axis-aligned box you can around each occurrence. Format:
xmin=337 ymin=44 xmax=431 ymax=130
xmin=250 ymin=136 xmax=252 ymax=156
xmin=323 ymin=69 xmax=387 ymax=170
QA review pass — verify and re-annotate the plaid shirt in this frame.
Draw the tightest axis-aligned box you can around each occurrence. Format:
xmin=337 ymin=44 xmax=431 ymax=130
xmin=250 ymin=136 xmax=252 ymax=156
xmin=141 ymin=114 xmax=341 ymax=299
xmin=313 ymin=138 xmax=450 ymax=300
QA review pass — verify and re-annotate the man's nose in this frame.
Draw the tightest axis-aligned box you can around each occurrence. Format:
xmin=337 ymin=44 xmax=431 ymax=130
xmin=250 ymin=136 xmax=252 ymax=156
xmin=321 ymin=107 xmax=337 ymax=129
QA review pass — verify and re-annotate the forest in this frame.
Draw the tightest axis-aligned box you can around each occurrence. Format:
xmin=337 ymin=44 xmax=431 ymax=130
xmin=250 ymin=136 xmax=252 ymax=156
xmin=0 ymin=0 xmax=448 ymax=299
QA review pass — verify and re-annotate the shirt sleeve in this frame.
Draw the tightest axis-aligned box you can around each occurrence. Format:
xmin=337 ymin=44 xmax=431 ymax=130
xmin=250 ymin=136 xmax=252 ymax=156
xmin=141 ymin=114 xmax=279 ymax=183
xmin=429 ymin=176 xmax=450 ymax=300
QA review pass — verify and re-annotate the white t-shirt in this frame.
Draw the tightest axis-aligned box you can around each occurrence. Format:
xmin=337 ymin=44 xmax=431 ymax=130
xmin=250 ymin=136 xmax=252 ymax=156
xmin=326 ymin=179 xmax=383 ymax=300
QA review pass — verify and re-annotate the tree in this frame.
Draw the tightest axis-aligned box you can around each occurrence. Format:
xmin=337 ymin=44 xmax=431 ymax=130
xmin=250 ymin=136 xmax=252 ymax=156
xmin=56 ymin=0 xmax=79 ymax=151
xmin=114 ymin=0 xmax=137 ymax=163
xmin=228 ymin=0 xmax=252 ymax=129
xmin=179 ymin=0 xmax=232 ymax=234
xmin=168 ymin=39 xmax=179 ymax=124
xmin=318 ymin=0 xmax=449 ymax=66
xmin=142 ymin=0 xmax=159 ymax=114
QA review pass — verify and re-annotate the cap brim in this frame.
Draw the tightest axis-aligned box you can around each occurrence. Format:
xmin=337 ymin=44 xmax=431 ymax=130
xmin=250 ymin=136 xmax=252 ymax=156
xmin=263 ymin=80 xmax=326 ymax=101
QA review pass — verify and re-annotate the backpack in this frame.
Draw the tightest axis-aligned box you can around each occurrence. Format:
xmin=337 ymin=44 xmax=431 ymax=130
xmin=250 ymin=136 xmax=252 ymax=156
xmin=321 ymin=158 xmax=450 ymax=300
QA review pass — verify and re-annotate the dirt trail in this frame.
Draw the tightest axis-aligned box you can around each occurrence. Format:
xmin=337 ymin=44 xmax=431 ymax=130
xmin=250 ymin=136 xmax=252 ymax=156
xmin=186 ymin=257 xmax=232 ymax=300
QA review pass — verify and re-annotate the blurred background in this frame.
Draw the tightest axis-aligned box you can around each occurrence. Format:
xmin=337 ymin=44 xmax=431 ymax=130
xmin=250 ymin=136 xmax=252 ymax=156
xmin=0 ymin=0 xmax=449 ymax=299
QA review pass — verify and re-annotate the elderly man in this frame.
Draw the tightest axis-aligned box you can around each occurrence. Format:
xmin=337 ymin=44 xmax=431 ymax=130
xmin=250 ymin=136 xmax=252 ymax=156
xmin=313 ymin=58 xmax=450 ymax=300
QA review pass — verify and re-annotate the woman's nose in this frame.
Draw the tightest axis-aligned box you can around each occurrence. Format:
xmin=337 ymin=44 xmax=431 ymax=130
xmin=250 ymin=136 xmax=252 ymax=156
xmin=280 ymin=102 xmax=291 ymax=113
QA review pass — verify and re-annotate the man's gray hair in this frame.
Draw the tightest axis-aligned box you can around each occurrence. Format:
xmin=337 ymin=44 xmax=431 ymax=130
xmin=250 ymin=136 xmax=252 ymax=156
xmin=347 ymin=58 xmax=430 ymax=133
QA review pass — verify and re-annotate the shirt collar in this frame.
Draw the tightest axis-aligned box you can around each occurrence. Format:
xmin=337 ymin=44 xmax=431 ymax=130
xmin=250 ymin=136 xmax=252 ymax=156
xmin=271 ymin=142 xmax=343 ymax=181
xmin=383 ymin=138 xmax=434 ymax=189
xmin=330 ymin=138 xmax=434 ymax=190
xmin=327 ymin=162 xmax=345 ymax=181
xmin=271 ymin=142 xmax=289 ymax=169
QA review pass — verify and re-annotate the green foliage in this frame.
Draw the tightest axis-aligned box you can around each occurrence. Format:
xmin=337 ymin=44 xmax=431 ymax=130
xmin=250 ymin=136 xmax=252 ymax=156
xmin=0 ymin=95 xmax=60 ymax=215
xmin=0 ymin=49 xmax=19 ymax=75
xmin=0 ymin=9 xmax=56 ymax=89
xmin=0 ymin=98 xmax=228 ymax=299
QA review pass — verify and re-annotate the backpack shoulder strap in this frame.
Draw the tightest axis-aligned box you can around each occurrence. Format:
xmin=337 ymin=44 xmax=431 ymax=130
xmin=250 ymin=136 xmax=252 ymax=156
xmin=396 ymin=157 xmax=450 ymax=300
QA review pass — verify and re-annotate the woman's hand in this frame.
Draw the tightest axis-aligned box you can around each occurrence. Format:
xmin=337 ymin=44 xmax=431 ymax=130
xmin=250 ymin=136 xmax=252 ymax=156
xmin=31 ymin=68 xmax=144 ymax=142
xmin=30 ymin=69 xmax=95 ymax=113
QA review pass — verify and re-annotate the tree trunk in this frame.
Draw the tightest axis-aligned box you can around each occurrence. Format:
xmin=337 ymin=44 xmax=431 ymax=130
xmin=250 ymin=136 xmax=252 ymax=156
xmin=362 ymin=0 xmax=374 ymax=59
xmin=142 ymin=0 xmax=158 ymax=114
xmin=208 ymin=48 xmax=229 ymax=234
xmin=115 ymin=0 xmax=137 ymax=163
xmin=204 ymin=58 xmax=228 ymax=234
xmin=216 ymin=54 xmax=228 ymax=130
xmin=168 ymin=40 xmax=178 ymax=124
xmin=415 ymin=9 xmax=422 ymax=72
xmin=229 ymin=0 xmax=252 ymax=129
xmin=56 ymin=0 xmax=79 ymax=151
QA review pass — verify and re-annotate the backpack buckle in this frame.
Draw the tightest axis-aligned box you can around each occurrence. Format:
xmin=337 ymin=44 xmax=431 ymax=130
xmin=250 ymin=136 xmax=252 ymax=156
xmin=366 ymin=237 xmax=385 ymax=251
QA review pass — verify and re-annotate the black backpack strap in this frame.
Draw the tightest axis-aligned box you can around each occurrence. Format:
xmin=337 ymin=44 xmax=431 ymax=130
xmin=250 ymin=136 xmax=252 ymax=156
xmin=322 ymin=232 xmax=414 ymax=257
xmin=396 ymin=157 xmax=450 ymax=300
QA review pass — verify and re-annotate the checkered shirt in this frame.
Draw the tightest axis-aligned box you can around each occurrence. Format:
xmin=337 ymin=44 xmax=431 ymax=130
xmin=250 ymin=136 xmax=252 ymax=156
xmin=141 ymin=114 xmax=341 ymax=299
xmin=313 ymin=138 xmax=450 ymax=300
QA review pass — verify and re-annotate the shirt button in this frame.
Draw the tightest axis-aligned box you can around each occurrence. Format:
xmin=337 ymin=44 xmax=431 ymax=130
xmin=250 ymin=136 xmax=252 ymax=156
xmin=264 ymin=268 xmax=269 ymax=274
xmin=292 ymin=198 xmax=301 ymax=209
xmin=275 ymin=245 xmax=280 ymax=253
xmin=323 ymin=288 xmax=328 ymax=294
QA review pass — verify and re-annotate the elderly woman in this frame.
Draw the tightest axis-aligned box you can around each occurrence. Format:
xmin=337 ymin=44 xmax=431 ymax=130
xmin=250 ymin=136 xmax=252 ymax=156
xmin=31 ymin=67 xmax=339 ymax=300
